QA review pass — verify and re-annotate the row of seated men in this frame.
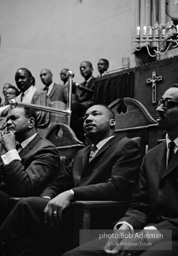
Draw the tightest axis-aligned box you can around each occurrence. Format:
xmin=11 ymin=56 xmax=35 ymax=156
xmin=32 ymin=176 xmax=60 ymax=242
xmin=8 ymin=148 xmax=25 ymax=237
xmin=0 ymin=83 xmax=178 ymax=256
xmin=0 ymin=59 xmax=110 ymax=142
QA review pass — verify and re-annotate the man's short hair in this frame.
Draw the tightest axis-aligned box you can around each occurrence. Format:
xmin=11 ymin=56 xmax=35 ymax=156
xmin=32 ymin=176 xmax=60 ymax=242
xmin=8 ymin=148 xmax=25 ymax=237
xmin=82 ymin=61 xmax=93 ymax=69
xmin=99 ymin=58 xmax=109 ymax=69
xmin=23 ymin=106 xmax=37 ymax=128
xmin=16 ymin=68 xmax=33 ymax=78
xmin=103 ymin=104 xmax=115 ymax=120
xmin=170 ymin=83 xmax=178 ymax=89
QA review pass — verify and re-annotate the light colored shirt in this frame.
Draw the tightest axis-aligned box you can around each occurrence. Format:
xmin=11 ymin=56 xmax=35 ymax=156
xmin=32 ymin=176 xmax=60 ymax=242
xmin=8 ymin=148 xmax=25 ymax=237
xmin=16 ymin=86 xmax=37 ymax=104
xmin=1 ymin=133 xmax=37 ymax=165
xmin=166 ymin=134 xmax=178 ymax=167
xmin=90 ymin=135 xmax=114 ymax=159
xmin=46 ymin=82 xmax=54 ymax=96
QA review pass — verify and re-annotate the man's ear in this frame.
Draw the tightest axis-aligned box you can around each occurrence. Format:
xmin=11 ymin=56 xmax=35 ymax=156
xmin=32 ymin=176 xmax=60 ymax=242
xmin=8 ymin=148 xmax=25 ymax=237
xmin=110 ymin=119 xmax=116 ymax=127
xmin=28 ymin=117 xmax=35 ymax=129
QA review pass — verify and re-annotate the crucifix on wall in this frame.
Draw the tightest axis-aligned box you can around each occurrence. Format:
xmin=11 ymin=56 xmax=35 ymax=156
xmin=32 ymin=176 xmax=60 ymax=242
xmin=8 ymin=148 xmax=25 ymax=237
xmin=146 ymin=71 xmax=162 ymax=104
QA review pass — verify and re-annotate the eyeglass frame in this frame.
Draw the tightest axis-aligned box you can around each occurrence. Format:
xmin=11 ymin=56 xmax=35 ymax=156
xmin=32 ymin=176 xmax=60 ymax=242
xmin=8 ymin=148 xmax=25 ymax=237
xmin=157 ymin=98 xmax=178 ymax=110
xmin=5 ymin=91 xmax=17 ymax=95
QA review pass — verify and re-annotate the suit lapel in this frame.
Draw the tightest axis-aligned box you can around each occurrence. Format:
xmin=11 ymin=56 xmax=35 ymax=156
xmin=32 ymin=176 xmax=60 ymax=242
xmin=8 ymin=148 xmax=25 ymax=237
xmin=83 ymin=136 xmax=119 ymax=168
xmin=49 ymin=83 xmax=57 ymax=99
xmin=156 ymin=141 xmax=167 ymax=177
xmin=162 ymin=149 xmax=178 ymax=179
xmin=19 ymin=134 xmax=41 ymax=158
xmin=82 ymin=145 xmax=91 ymax=168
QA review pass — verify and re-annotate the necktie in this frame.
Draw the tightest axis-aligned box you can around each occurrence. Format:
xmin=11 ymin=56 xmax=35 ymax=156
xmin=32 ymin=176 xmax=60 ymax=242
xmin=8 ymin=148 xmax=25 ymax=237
xmin=21 ymin=92 xmax=25 ymax=102
xmin=83 ymin=81 xmax=87 ymax=87
xmin=44 ymin=86 xmax=49 ymax=94
xmin=168 ymin=141 xmax=175 ymax=165
xmin=89 ymin=145 xmax=97 ymax=162
xmin=16 ymin=143 xmax=22 ymax=152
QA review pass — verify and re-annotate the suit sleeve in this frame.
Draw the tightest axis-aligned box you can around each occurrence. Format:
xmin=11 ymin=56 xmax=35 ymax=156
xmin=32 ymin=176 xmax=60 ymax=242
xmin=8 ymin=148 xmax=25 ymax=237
xmin=2 ymin=143 xmax=60 ymax=196
xmin=40 ymin=157 xmax=75 ymax=199
xmin=118 ymin=155 xmax=153 ymax=229
xmin=32 ymin=90 xmax=50 ymax=128
xmin=73 ymin=139 xmax=142 ymax=201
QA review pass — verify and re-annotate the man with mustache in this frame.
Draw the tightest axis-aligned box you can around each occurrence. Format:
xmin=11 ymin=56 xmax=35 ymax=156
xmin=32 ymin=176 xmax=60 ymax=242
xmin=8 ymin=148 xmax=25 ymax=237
xmin=0 ymin=106 xmax=60 ymax=226
xmin=63 ymin=85 xmax=178 ymax=256
xmin=0 ymin=104 xmax=142 ymax=256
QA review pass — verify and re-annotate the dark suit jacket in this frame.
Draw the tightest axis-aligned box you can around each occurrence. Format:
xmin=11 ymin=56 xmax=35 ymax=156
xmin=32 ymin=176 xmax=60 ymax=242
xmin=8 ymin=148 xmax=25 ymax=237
xmin=0 ymin=134 xmax=60 ymax=197
xmin=45 ymin=83 xmax=66 ymax=103
xmin=73 ymin=77 xmax=96 ymax=109
xmin=119 ymin=140 xmax=178 ymax=239
xmin=41 ymin=135 xmax=142 ymax=201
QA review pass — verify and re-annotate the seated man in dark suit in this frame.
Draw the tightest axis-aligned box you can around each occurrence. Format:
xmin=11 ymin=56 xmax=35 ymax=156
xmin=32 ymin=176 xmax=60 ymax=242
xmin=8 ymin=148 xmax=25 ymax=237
xmin=63 ymin=85 xmax=178 ymax=256
xmin=0 ymin=106 xmax=60 ymax=225
xmin=0 ymin=104 xmax=142 ymax=256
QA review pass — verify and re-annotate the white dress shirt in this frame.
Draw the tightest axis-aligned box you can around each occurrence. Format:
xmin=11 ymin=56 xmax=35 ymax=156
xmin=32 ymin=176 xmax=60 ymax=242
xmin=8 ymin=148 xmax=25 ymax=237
xmin=1 ymin=133 xmax=37 ymax=165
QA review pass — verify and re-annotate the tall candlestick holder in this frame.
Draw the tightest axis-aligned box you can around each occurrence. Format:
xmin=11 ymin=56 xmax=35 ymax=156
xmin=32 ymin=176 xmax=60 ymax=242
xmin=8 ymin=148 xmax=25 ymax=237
xmin=134 ymin=22 xmax=178 ymax=61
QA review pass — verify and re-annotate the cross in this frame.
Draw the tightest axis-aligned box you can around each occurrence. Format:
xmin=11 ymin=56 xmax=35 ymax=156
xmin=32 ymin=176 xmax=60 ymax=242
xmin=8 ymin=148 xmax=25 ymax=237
xmin=146 ymin=71 xmax=162 ymax=104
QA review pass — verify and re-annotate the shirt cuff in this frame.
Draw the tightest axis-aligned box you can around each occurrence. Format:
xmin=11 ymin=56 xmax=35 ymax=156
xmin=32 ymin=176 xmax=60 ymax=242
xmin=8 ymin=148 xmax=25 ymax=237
xmin=70 ymin=189 xmax=74 ymax=195
xmin=42 ymin=196 xmax=51 ymax=200
xmin=1 ymin=149 xmax=21 ymax=165
xmin=114 ymin=221 xmax=134 ymax=233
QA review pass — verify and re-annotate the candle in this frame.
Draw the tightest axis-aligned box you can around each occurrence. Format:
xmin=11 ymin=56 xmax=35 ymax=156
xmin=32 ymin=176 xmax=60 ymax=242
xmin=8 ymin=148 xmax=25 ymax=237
xmin=143 ymin=26 xmax=147 ymax=37
xmin=136 ymin=26 xmax=140 ymax=37
xmin=149 ymin=26 xmax=153 ymax=38
xmin=162 ymin=27 xmax=166 ymax=38
xmin=155 ymin=26 xmax=159 ymax=38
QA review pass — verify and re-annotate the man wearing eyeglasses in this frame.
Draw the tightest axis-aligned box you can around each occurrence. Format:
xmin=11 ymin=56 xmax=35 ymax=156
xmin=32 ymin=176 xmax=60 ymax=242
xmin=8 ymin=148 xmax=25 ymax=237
xmin=63 ymin=84 xmax=178 ymax=256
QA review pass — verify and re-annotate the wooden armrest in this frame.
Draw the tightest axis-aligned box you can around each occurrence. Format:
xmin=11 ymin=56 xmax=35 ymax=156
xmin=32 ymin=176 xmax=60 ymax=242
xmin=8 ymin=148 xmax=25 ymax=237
xmin=72 ymin=200 xmax=129 ymax=209
xmin=71 ymin=200 xmax=130 ymax=229
xmin=70 ymin=200 xmax=130 ymax=248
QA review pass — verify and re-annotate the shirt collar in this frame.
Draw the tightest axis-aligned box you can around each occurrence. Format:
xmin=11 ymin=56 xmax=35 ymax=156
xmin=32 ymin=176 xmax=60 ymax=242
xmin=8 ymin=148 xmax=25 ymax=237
xmin=93 ymin=135 xmax=114 ymax=151
xmin=16 ymin=86 xmax=37 ymax=104
xmin=21 ymin=133 xmax=37 ymax=149
xmin=166 ymin=134 xmax=178 ymax=151
xmin=85 ymin=76 xmax=93 ymax=84
xmin=46 ymin=82 xmax=54 ymax=96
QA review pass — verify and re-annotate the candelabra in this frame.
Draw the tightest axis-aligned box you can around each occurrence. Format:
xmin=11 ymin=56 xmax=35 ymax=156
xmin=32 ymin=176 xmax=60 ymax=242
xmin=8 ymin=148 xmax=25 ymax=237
xmin=134 ymin=22 xmax=178 ymax=61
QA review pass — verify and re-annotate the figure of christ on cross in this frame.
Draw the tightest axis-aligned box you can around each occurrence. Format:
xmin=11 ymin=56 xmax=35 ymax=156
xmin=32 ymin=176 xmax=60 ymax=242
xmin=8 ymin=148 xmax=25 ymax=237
xmin=146 ymin=71 xmax=162 ymax=104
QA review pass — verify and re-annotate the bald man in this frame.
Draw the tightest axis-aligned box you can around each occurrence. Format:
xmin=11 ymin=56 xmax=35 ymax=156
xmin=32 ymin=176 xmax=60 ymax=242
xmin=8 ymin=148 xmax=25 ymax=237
xmin=40 ymin=69 xmax=66 ymax=103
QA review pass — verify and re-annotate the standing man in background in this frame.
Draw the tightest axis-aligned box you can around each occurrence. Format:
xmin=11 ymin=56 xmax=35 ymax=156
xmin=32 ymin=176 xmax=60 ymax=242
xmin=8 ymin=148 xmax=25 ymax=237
xmin=97 ymin=58 xmax=109 ymax=77
xmin=71 ymin=61 xmax=96 ymax=142
xmin=59 ymin=68 xmax=77 ymax=105
xmin=40 ymin=68 xmax=66 ymax=103
xmin=14 ymin=68 xmax=49 ymax=130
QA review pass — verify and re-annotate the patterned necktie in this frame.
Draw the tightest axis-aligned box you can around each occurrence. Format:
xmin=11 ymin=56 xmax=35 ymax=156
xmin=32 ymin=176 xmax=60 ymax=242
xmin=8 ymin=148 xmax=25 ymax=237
xmin=168 ymin=141 xmax=175 ymax=165
xmin=89 ymin=145 xmax=97 ymax=162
